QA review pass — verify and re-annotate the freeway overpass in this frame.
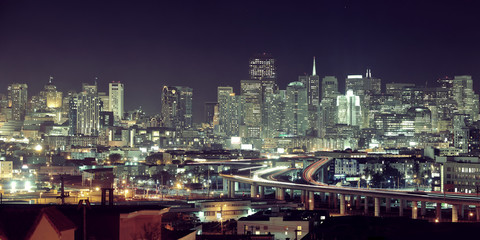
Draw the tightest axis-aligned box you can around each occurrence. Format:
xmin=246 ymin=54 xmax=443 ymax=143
xmin=220 ymin=157 xmax=480 ymax=222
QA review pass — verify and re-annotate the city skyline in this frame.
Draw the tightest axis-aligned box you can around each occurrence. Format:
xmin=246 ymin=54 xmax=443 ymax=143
xmin=1 ymin=1 xmax=480 ymax=123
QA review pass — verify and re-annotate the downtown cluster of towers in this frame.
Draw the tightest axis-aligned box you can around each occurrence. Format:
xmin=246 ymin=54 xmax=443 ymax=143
xmin=208 ymin=53 xmax=480 ymax=152
xmin=1 ymin=53 xmax=480 ymax=152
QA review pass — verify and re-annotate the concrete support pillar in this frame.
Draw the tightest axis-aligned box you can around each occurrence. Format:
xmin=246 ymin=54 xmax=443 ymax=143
xmin=452 ymin=204 xmax=459 ymax=222
xmin=436 ymin=203 xmax=442 ymax=221
xmin=333 ymin=193 xmax=338 ymax=209
xmin=399 ymin=199 xmax=404 ymax=217
xmin=385 ymin=198 xmax=391 ymax=213
xmin=364 ymin=196 xmax=369 ymax=215
xmin=277 ymin=188 xmax=285 ymax=201
xmin=223 ymin=178 xmax=228 ymax=194
xmin=374 ymin=197 xmax=380 ymax=217
xmin=460 ymin=205 xmax=465 ymax=219
xmin=250 ymin=183 xmax=258 ymax=198
xmin=476 ymin=206 xmax=480 ymax=222
xmin=339 ymin=194 xmax=346 ymax=215
xmin=328 ymin=192 xmax=333 ymax=208
xmin=309 ymin=191 xmax=315 ymax=210
xmin=412 ymin=201 xmax=418 ymax=219
xmin=259 ymin=186 xmax=264 ymax=199
xmin=320 ymin=192 xmax=326 ymax=203
xmin=229 ymin=181 xmax=235 ymax=198
xmin=355 ymin=195 xmax=361 ymax=210
xmin=421 ymin=201 xmax=426 ymax=216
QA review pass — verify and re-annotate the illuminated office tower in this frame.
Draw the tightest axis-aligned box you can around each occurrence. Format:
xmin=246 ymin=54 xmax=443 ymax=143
xmin=204 ymin=102 xmax=217 ymax=125
xmin=285 ymin=82 xmax=308 ymax=136
xmin=161 ymin=86 xmax=193 ymax=130
xmin=299 ymin=57 xmax=320 ymax=106
xmin=299 ymin=57 xmax=320 ymax=136
xmin=109 ymin=82 xmax=124 ymax=122
xmin=337 ymin=90 xmax=362 ymax=126
xmin=385 ymin=83 xmax=415 ymax=102
xmin=453 ymin=75 xmax=479 ymax=121
xmin=345 ymin=70 xmax=381 ymax=96
xmin=98 ymin=92 xmax=109 ymax=112
xmin=407 ymin=106 xmax=432 ymax=133
xmin=240 ymin=80 xmax=262 ymax=127
xmin=321 ymin=76 xmax=339 ymax=100
xmin=76 ymin=83 xmax=100 ymax=135
xmin=68 ymin=92 xmax=77 ymax=135
xmin=318 ymin=97 xmax=337 ymax=138
xmin=265 ymin=90 xmax=286 ymax=138
xmin=249 ymin=53 xmax=278 ymax=137
xmin=44 ymin=77 xmax=63 ymax=109
xmin=249 ymin=53 xmax=276 ymax=81
xmin=8 ymin=83 xmax=28 ymax=121
xmin=345 ymin=70 xmax=381 ymax=128
xmin=217 ymin=86 xmax=234 ymax=132
xmin=224 ymin=93 xmax=241 ymax=136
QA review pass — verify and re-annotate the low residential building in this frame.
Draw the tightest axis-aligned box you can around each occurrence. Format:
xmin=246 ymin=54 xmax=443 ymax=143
xmin=237 ymin=210 xmax=328 ymax=240
xmin=195 ymin=200 xmax=252 ymax=222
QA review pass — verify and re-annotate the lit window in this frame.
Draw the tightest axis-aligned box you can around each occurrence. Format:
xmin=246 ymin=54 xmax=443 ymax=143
xmin=297 ymin=226 xmax=302 ymax=230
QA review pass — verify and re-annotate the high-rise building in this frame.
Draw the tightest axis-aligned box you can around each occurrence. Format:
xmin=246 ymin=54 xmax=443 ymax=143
xmin=299 ymin=57 xmax=320 ymax=106
xmin=109 ymin=82 xmax=124 ymax=122
xmin=44 ymin=77 xmax=63 ymax=109
xmin=265 ymin=90 xmax=286 ymax=138
xmin=76 ymin=83 xmax=100 ymax=135
xmin=299 ymin=57 xmax=321 ymax=136
xmin=67 ymin=91 xmax=77 ymax=135
xmin=161 ymin=86 xmax=193 ymax=130
xmin=285 ymin=81 xmax=308 ymax=136
xmin=217 ymin=86 xmax=234 ymax=133
xmin=8 ymin=83 xmax=28 ymax=121
xmin=385 ymin=83 xmax=415 ymax=102
xmin=453 ymin=75 xmax=479 ymax=121
xmin=204 ymin=102 xmax=217 ymax=125
xmin=337 ymin=90 xmax=362 ymax=126
xmin=321 ymin=76 xmax=339 ymax=100
xmin=249 ymin=53 xmax=276 ymax=81
xmin=240 ymin=80 xmax=262 ymax=127
xmin=346 ymin=70 xmax=381 ymax=96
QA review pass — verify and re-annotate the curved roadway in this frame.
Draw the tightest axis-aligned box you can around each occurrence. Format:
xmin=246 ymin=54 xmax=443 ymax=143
xmin=221 ymin=157 xmax=480 ymax=206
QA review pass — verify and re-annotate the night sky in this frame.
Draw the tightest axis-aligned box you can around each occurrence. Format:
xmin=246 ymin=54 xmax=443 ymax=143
xmin=1 ymin=0 xmax=479 ymax=123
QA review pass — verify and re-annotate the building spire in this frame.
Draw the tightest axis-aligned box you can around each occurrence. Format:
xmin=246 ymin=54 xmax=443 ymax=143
xmin=49 ymin=76 xmax=53 ymax=84
xmin=312 ymin=56 xmax=317 ymax=76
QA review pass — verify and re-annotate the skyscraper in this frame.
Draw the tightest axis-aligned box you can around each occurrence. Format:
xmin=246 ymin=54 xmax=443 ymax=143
xmin=299 ymin=57 xmax=321 ymax=136
xmin=337 ymin=90 xmax=362 ymax=126
xmin=161 ymin=86 xmax=193 ymax=130
xmin=8 ymin=83 xmax=28 ymax=121
xmin=453 ymin=75 xmax=479 ymax=121
xmin=217 ymin=86 xmax=234 ymax=133
xmin=76 ymin=83 xmax=100 ymax=135
xmin=265 ymin=90 xmax=286 ymax=138
xmin=240 ymin=80 xmax=262 ymax=127
xmin=248 ymin=53 xmax=278 ymax=138
xmin=321 ymin=76 xmax=339 ymax=100
xmin=44 ymin=77 xmax=63 ymax=109
xmin=109 ymin=82 xmax=124 ymax=122
xmin=286 ymin=81 xmax=308 ymax=136
xmin=204 ymin=102 xmax=217 ymax=125
xmin=249 ymin=53 xmax=276 ymax=81
xmin=299 ymin=57 xmax=320 ymax=106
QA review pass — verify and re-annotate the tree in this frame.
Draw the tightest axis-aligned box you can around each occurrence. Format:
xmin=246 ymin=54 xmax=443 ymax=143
xmin=146 ymin=153 xmax=164 ymax=165
xmin=108 ymin=153 xmax=122 ymax=165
